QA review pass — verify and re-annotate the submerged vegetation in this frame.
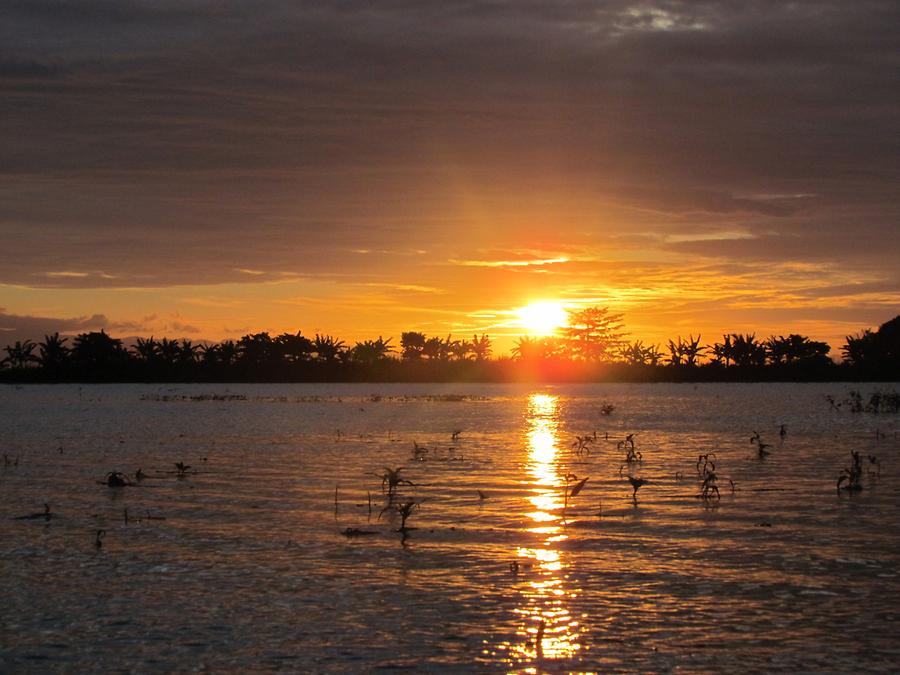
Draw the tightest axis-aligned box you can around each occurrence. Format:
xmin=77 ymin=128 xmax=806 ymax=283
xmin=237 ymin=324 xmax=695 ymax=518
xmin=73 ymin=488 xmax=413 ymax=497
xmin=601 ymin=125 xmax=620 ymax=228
xmin=1 ymin=312 xmax=898 ymax=383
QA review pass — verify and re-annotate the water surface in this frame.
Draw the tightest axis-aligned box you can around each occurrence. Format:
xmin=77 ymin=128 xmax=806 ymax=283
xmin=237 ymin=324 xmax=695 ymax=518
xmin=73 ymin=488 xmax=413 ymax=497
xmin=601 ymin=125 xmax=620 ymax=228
xmin=1 ymin=383 xmax=898 ymax=672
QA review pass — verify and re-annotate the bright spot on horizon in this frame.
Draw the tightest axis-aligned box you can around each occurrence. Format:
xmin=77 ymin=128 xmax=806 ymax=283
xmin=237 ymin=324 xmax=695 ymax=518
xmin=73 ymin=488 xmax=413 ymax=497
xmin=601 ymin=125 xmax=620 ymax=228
xmin=517 ymin=302 xmax=569 ymax=336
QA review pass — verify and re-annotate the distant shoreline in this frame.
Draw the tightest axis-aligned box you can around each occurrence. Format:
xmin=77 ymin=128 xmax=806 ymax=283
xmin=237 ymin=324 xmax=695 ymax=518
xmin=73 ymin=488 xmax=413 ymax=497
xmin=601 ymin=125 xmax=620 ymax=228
xmin=2 ymin=361 xmax=898 ymax=384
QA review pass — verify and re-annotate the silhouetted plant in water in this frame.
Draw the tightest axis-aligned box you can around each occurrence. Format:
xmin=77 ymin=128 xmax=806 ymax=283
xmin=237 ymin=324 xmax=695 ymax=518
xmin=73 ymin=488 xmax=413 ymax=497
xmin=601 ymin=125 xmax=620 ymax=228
xmin=699 ymin=471 xmax=720 ymax=501
xmin=174 ymin=462 xmax=191 ymax=477
xmin=563 ymin=473 xmax=590 ymax=512
xmin=105 ymin=471 xmax=131 ymax=487
xmin=750 ymin=431 xmax=771 ymax=458
xmin=599 ymin=402 xmax=615 ymax=416
xmin=867 ymin=455 xmax=881 ymax=476
xmin=376 ymin=466 xmax=414 ymax=498
xmin=380 ymin=499 xmax=419 ymax=533
xmin=696 ymin=453 xmax=717 ymax=478
xmin=571 ymin=434 xmax=594 ymax=455
xmin=13 ymin=503 xmax=52 ymax=521
xmin=618 ymin=434 xmax=641 ymax=463
xmin=411 ymin=442 xmax=428 ymax=461
xmin=837 ymin=450 xmax=864 ymax=492
xmin=627 ymin=475 xmax=646 ymax=503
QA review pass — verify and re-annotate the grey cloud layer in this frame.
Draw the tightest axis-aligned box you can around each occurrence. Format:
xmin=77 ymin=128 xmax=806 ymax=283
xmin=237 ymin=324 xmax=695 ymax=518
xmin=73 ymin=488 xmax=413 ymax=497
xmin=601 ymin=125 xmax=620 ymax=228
xmin=1 ymin=1 xmax=897 ymax=287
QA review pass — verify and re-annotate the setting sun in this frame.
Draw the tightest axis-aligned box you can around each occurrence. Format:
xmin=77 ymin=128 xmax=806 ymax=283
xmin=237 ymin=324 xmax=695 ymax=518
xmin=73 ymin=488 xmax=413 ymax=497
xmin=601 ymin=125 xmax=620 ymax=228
xmin=516 ymin=301 xmax=569 ymax=336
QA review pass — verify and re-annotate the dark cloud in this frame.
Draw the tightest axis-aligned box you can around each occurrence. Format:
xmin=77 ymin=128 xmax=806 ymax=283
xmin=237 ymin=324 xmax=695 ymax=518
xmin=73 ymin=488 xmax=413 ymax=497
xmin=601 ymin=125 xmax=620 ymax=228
xmin=0 ymin=1 xmax=897 ymax=292
xmin=0 ymin=309 xmax=108 ymax=344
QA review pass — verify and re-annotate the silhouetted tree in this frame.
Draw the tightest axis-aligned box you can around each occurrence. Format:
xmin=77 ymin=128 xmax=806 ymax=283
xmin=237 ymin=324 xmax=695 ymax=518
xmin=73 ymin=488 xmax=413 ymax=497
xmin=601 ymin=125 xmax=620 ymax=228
xmin=71 ymin=331 xmax=127 ymax=374
xmin=471 ymin=334 xmax=492 ymax=361
xmin=178 ymin=340 xmax=201 ymax=367
xmin=667 ymin=335 xmax=706 ymax=366
xmin=512 ymin=336 xmax=562 ymax=361
xmin=238 ymin=332 xmax=275 ymax=367
xmin=132 ymin=337 xmax=159 ymax=364
xmin=2 ymin=340 xmax=38 ymax=369
xmin=709 ymin=334 xmax=733 ymax=366
xmin=842 ymin=315 xmax=900 ymax=372
xmin=274 ymin=332 xmax=314 ymax=363
xmin=728 ymin=333 xmax=767 ymax=367
xmin=38 ymin=333 xmax=70 ymax=376
xmin=563 ymin=307 xmax=625 ymax=362
xmin=400 ymin=331 xmax=426 ymax=360
xmin=313 ymin=334 xmax=346 ymax=364
xmin=349 ymin=336 xmax=394 ymax=365
xmin=766 ymin=334 xmax=830 ymax=365
xmin=619 ymin=340 xmax=663 ymax=366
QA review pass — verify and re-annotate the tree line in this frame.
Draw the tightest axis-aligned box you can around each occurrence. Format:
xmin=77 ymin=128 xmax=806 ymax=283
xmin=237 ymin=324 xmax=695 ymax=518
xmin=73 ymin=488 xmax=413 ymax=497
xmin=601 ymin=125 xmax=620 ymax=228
xmin=1 ymin=308 xmax=897 ymax=382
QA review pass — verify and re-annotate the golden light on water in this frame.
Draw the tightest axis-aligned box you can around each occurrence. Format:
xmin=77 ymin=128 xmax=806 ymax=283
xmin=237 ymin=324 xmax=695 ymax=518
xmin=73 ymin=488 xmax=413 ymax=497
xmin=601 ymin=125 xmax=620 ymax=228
xmin=505 ymin=392 xmax=583 ymax=666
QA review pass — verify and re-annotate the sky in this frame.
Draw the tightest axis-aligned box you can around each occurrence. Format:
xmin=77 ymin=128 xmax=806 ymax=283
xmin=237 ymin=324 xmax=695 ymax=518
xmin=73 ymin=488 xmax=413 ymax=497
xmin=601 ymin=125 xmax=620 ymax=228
xmin=1 ymin=1 xmax=898 ymax=355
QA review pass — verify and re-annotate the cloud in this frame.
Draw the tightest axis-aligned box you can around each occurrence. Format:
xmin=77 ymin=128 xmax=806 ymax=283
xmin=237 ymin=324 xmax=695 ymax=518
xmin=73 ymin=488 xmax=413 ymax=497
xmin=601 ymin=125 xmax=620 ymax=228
xmin=0 ymin=0 xmax=896 ymax=343
xmin=0 ymin=309 xmax=108 ymax=344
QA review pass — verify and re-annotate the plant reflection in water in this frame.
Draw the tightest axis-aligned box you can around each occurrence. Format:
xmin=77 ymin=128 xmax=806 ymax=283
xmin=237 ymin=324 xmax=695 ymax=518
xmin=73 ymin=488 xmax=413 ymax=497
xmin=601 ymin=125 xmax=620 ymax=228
xmin=505 ymin=393 xmax=583 ymax=669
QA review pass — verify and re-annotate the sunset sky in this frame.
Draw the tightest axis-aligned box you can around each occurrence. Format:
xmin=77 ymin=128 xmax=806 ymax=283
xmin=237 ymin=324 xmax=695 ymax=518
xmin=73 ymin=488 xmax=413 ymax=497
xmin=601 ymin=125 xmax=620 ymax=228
xmin=2 ymin=1 xmax=898 ymax=354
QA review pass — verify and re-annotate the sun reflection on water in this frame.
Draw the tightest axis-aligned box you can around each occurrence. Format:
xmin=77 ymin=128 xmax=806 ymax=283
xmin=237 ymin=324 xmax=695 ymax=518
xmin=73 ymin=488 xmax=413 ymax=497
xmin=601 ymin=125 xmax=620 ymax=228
xmin=503 ymin=393 xmax=583 ymax=668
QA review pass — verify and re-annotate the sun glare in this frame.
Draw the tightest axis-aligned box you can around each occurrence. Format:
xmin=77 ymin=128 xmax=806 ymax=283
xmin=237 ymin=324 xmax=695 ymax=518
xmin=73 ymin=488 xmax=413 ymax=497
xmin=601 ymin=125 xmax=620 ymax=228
xmin=517 ymin=301 xmax=569 ymax=336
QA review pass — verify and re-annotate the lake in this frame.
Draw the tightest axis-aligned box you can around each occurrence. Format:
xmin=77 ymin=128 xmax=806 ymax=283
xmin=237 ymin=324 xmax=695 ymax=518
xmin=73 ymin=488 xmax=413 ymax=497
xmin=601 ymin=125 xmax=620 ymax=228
xmin=1 ymin=383 xmax=898 ymax=672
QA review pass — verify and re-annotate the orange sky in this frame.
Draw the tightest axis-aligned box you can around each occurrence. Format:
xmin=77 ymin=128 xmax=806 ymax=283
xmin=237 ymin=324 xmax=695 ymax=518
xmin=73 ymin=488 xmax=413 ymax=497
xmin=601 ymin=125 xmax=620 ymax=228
xmin=1 ymin=2 xmax=898 ymax=355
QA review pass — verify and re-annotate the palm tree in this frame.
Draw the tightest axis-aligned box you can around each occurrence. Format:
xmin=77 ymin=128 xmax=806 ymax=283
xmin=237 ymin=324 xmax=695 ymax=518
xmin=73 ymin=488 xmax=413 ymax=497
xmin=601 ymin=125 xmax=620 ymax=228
xmin=470 ymin=334 xmax=492 ymax=361
xmin=238 ymin=332 xmax=275 ymax=367
xmin=766 ymin=334 xmax=830 ymax=364
xmin=729 ymin=333 xmax=767 ymax=367
xmin=400 ymin=332 xmax=426 ymax=360
xmin=274 ymin=331 xmax=314 ymax=363
xmin=156 ymin=338 xmax=180 ymax=368
xmin=666 ymin=335 xmax=706 ymax=367
xmin=2 ymin=340 xmax=38 ymax=369
xmin=38 ymin=333 xmax=70 ymax=374
xmin=177 ymin=340 xmax=201 ymax=366
xmin=619 ymin=340 xmax=663 ymax=366
xmin=313 ymin=334 xmax=346 ymax=364
xmin=349 ymin=336 xmax=394 ymax=365
xmin=709 ymin=334 xmax=733 ymax=366
xmin=449 ymin=338 xmax=472 ymax=361
xmin=511 ymin=336 xmax=561 ymax=360
xmin=132 ymin=337 xmax=159 ymax=363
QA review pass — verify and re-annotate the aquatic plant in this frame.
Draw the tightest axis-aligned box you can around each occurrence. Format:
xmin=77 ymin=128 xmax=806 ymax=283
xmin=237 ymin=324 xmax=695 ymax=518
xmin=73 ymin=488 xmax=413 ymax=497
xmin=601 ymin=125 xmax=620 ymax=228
xmin=411 ymin=441 xmax=428 ymax=461
xmin=13 ymin=503 xmax=52 ymax=521
xmin=342 ymin=527 xmax=377 ymax=537
xmin=750 ymin=432 xmax=771 ymax=458
xmin=105 ymin=471 xmax=131 ymax=487
xmin=380 ymin=499 xmax=419 ymax=533
xmin=618 ymin=433 xmax=642 ymax=463
xmin=376 ymin=466 xmax=414 ymax=498
xmin=599 ymin=402 xmax=615 ymax=416
xmin=699 ymin=471 xmax=720 ymax=501
xmin=627 ymin=475 xmax=646 ymax=502
xmin=837 ymin=450 xmax=864 ymax=492
xmin=696 ymin=453 xmax=716 ymax=478
xmin=174 ymin=462 xmax=191 ymax=477
xmin=867 ymin=455 xmax=881 ymax=476
xmin=563 ymin=473 xmax=590 ymax=512
xmin=571 ymin=434 xmax=594 ymax=455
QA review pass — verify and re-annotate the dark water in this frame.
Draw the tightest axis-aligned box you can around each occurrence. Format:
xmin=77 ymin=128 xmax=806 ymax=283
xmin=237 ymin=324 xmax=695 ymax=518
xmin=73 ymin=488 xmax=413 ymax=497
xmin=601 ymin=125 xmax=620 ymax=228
xmin=1 ymin=383 xmax=898 ymax=672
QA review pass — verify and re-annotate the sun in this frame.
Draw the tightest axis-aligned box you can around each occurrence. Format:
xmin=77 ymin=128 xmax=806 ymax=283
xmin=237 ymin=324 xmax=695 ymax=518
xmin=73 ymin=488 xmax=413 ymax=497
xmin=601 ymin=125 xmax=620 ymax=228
xmin=516 ymin=301 xmax=569 ymax=336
